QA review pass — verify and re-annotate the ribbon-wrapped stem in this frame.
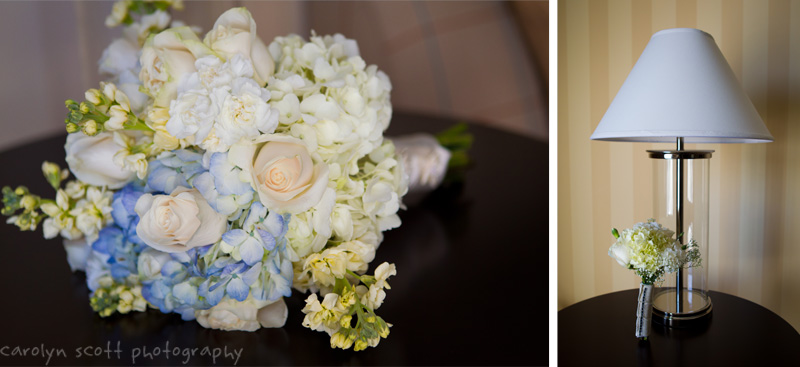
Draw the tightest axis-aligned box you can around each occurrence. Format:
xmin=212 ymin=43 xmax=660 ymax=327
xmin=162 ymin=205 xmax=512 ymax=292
xmin=392 ymin=133 xmax=452 ymax=194
xmin=391 ymin=124 xmax=473 ymax=198
xmin=635 ymin=283 xmax=654 ymax=339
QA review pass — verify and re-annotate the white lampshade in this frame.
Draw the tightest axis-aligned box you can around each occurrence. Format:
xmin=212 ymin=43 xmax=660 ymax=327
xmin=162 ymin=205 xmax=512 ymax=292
xmin=591 ymin=28 xmax=773 ymax=143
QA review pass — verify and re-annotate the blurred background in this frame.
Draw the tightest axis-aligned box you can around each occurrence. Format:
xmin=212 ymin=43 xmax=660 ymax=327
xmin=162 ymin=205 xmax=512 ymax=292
xmin=0 ymin=0 xmax=548 ymax=152
xmin=559 ymin=0 xmax=800 ymax=331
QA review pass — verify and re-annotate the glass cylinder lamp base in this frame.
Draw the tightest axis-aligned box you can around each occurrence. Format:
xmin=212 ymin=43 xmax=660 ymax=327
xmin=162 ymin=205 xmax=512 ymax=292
xmin=652 ymin=288 xmax=713 ymax=327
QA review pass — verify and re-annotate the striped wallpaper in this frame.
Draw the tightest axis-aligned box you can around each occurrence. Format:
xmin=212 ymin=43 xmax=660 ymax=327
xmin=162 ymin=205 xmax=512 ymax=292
xmin=558 ymin=0 xmax=800 ymax=331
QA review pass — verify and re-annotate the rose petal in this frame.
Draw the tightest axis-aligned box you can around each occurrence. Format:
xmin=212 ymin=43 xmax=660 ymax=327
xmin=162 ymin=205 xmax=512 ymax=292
xmin=257 ymin=298 xmax=288 ymax=328
xmin=183 ymin=188 xmax=228 ymax=248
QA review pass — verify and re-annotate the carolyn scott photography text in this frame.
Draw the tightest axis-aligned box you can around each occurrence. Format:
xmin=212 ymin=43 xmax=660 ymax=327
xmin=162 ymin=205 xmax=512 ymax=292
xmin=0 ymin=341 xmax=243 ymax=365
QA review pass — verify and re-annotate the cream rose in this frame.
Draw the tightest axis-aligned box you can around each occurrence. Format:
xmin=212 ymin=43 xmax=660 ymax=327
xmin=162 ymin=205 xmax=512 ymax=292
xmin=140 ymin=27 xmax=214 ymax=107
xmin=195 ymin=297 xmax=288 ymax=331
xmin=608 ymin=241 xmax=632 ymax=267
xmin=204 ymin=8 xmax=274 ymax=86
xmin=229 ymin=135 xmax=329 ymax=214
xmin=134 ymin=187 xmax=227 ymax=253
xmin=65 ymin=132 xmax=135 ymax=189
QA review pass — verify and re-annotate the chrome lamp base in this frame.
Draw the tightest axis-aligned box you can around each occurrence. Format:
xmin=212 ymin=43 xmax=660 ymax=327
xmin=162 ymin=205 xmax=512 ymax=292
xmin=651 ymin=288 xmax=713 ymax=327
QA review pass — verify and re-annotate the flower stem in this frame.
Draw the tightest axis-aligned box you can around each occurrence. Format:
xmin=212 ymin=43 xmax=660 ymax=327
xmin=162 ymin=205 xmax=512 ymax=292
xmin=125 ymin=119 xmax=154 ymax=132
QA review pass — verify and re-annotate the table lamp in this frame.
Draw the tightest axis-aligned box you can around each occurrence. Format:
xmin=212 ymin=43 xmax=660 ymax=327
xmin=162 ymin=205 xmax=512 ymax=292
xmin=591 ymin=28 xmax=773 ymax=325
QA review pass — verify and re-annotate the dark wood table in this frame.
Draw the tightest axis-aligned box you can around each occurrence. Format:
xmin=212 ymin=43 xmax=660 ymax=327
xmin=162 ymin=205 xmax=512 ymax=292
xmin=0 ymin=112 xmax=548 ymax=366
xmin=559 ymin=289 xmax=800 ymax=366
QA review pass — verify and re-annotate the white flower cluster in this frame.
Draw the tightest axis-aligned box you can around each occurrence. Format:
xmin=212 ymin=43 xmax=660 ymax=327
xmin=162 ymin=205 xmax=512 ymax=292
xmin=265 ymin=33 xmax=406 ymax=276
xmin=608 ymin=219 xmax=699 ymax=284
xmin=55 ymin=5 xmax=405 ymax=334
xmin=40 ymin=183 xmax=113 ymax=242
xmin=1 ymin=4 xmax=411 ymax=348
xmin=167 ymin=55 xmax=279 ymax=153
xmin=300 ymin=262 xmax=395 ymax=350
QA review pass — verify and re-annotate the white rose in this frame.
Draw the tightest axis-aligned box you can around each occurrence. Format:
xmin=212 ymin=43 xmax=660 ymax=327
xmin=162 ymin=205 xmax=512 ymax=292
xmin=195 ymin=297 xmax=287 ymax=331
xmin=62 ymin=238 xmax=91 ymax=272
xmin=608 ymin=241 xmax=631 ymax=267
xmin=229 ymin=135 xmax=329 ymax=214
xmin=134 ymin=187 xmax=227 ymax=253
xmin=65 ymin=132 xmax=135 ymax=189
xmin=137 ymin=248 xmax=173 ymax=280
xmin=140 ymin=27 xmax=213 ymax=107
xmin=204 ymin=7 xmax=274 ymax=86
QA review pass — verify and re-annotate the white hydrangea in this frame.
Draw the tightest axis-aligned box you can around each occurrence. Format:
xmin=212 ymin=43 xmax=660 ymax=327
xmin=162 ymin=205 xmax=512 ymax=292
xmin=286 ymin=188 xmax=336 ymax=258
xmin=263 ymin=35 xmax=402 ymax=289
xmin=94 ymin=27 xmax=406 ymax=302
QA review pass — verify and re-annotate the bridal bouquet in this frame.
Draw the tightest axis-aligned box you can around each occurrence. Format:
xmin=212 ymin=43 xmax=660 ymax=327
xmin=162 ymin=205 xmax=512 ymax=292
xmin=607 ymin=219 xmax=701 ymax=339
xmin=1 ymin=1 xmax=412 ymax=351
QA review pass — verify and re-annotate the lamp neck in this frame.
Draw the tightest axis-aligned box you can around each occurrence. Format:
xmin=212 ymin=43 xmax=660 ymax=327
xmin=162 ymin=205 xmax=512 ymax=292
xmin=677 ymin=137 xmax=684 ymax=151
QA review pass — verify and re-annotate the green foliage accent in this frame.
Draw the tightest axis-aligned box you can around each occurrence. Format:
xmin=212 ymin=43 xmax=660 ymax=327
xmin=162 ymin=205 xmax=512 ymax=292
xmin=129 ymin=0 xmax=176 ymax=15
xmin=435 ymin=123 xmax=473 ymax=185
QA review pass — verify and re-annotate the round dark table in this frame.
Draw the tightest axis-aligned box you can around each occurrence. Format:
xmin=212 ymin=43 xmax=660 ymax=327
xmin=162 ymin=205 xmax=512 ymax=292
xmin=558 ymin=289 xmax=800 ymax=366
xmin=0 ymin=112 xmax=548 ymax=366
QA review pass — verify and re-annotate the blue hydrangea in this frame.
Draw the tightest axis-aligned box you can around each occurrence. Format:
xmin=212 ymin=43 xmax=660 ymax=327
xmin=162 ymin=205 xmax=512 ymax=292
xmin=194 ymin=151 xmax=255 ymax=219
xmin=252 ymin=238 xmax=295 ymax=302
xmin=218 ymin=203 xmax=297 ymax=302
xmin=199 ymin=260 xmax=262 ymax=306
xmin=85 ymin=182 xmax=150 ymax=294
xmin=91 ymin=225 xmax=147 ymax=284
xmin=84 ymin=173 xmax=298 ymax=320
xmin=111 ymin=182 xmax=145 ymax=243
xmin=141 ymin=247 xmax=216 ymax=320
xmin=146 ymin=149 xmax=205 ymax=194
